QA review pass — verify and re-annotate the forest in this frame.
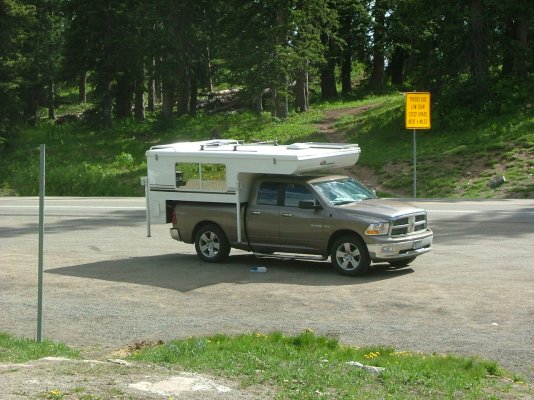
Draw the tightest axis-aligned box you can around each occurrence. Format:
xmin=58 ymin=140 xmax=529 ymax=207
xmin=1 ymin=0 xmax=532 ymax=137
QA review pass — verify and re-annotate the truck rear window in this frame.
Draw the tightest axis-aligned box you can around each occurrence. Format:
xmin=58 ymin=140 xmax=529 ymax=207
xmin=256 ymin=182 xmax=280 ymax=205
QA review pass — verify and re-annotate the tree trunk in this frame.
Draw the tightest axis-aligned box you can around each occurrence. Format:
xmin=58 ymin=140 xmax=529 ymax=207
xmin=155 ymin=57 xmax=162 ymax=104
xmin=295 ymin=69 xmax=309 ymax=112
xmin=254 ymin=92 xmax=263 ymax=114
xmin=134 ymin=77 xmax=145 ymax=121
xmin=101 ymin=79 xmax=113 ymax=129
xmin=514 ymin=11 xmax=529 ymax=78
xmin=340 ymin=12 xmax=353 ymax=96
xmin=25 ymin=85 xmax=40 ymax=125
xmin=189 ymin=78 xmax=198 ymax=117
xmin=115 ymin=75 xmax=133 ymax=119
xmin=147 ymin=58 xmax=156 ymax=112
xmin=48 ymin=81 xmax=55 ymax=120
xmin=206 ymin=44 xmax=213 ymax=93
xmin=340 ymin=50 xmax=352 ymax=96
xmin=176 ymin=64 xmax=191 ymax=117
xmin=320 ymin=33 xmax=338 ymax=100
xmin=272 ymin=88 xmax=288 ymax=118
xmin=500 ymin=12 xmax=529 ymax=78
xmin=470 ymin=0 xmax=487 ymax=81
xmin=79 ymin=71 xmax=87 ymax=105
xmin=390 ymin=46 xmax=405 ymax=87
xmin=272 ymin=7 xmax=289 ymax=118
xmin=320 ymin=61 xmax=337 ymax=100
xmin=370 ymin=0 xmax=385 ymax=92
xmin=161 ymin=79 xmax=175 ymax=118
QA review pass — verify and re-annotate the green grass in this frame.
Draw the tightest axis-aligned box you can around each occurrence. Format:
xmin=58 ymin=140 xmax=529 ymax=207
xmin=128 ymin=331 xmax=529 ymax=399
xmin=0 ymin=108 xmax=327 ymax=196
xmin=0 ymin=92 xmax=532 ymax=198
xmin=0 ymin=332 xmax=79 ymax=363
xmin=338 ymin=94 xmax=534 ymax=198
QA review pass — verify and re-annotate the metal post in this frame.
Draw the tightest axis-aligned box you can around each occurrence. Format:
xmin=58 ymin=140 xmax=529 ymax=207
xmin=235 ymin=183 xmax=242 ymax=243
xmin=413 ymin=129 xmax=417 ymax=199
xmin=142 ymin=177 xmax=151 ymax=237
xmin=37 ymin=144 xmax=45 ymax=342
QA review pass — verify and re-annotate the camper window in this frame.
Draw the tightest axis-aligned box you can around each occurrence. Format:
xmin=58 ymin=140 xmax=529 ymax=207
xmin=175 ymin=162 xmax=227 ymax=192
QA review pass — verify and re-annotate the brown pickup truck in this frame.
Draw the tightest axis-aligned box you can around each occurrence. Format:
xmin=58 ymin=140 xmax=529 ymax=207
xmin=169 ymin=174 xmax=433 ymax=276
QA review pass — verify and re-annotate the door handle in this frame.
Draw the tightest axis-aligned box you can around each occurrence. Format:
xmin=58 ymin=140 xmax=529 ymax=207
xmin=282 ymin=213 xmax=293 ymax=217
xmin=251 ymin=211 xmax=261 ymax=215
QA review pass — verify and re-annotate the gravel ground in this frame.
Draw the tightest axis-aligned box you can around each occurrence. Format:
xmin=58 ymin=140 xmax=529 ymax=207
xmin=1 ymin=197 xmax=533 ymax=398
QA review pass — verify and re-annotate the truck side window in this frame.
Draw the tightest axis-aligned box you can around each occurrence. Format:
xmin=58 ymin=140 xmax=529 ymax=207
xmin=256 ymin=182 xmax=280 ymax=206
xmin=284 ymin=184 xmax=315 ymax=207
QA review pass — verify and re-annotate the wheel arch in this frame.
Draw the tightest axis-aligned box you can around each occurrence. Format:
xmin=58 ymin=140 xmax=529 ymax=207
xmin=327 ymin=230 xmax=367 ymax=255
xmin=192 ymin=220 xmax=226 ymax=242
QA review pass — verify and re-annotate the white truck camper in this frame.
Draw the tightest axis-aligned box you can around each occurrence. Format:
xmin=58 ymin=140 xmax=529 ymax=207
xmin=143 ymin=139 xmax=361 ymax=238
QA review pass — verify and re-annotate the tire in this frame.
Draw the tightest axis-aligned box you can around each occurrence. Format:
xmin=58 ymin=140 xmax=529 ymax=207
xmin=194 ymin=224 xmax=230 ymax=263
xmin=388 ymin=257 xmax=417 ymax=268
xmin=330 ymin=234 xmax=370 ymax=276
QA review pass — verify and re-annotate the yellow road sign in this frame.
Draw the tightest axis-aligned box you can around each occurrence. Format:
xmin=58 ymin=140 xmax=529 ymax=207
xmin=405 ymin=92 xmax=431 ymax=129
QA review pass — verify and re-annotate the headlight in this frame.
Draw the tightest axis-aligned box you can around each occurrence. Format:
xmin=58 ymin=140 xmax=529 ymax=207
xmin=365 ymin=222 xmax=390 ymax=235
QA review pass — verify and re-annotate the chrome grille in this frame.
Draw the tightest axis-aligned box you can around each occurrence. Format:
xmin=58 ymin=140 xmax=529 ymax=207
xmin=391 ymin=213 xmax=427 ymax=237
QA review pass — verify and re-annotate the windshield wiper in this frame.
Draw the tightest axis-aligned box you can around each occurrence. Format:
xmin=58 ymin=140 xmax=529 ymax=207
xmin=333 ymin=200 xmax=356 ymax=205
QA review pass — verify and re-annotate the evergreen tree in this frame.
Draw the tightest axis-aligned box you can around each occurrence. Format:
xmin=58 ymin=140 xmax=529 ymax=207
xmin=0 ymin=0 xmax=35 ymax=138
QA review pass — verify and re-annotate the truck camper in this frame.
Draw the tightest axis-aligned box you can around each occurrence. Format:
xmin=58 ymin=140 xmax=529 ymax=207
xmin=144 ymin=139 xmax=432 ymax=276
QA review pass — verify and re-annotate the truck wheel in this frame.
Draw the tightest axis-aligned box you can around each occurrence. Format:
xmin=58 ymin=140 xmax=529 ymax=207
xmin=388 ymin=257 xmax=417 ymax=268
xmin=194 ymin=224 xmax=230 ymax=263
xmin=330 ymin=235 xmax=370 ymax=276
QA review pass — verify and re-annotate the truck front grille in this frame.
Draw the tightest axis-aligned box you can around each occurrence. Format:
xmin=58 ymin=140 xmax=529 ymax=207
xmin=391 ymin=213 xmax=427 ymax=237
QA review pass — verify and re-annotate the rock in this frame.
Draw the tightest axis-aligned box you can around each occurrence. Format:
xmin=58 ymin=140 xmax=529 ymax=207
xmin=129 ymin=373 xmax=232 ymax=396
xmin=346 ymin=361 xmax=385 ymax=374
xmin=489 ymin=175 xmax=506 ymax=188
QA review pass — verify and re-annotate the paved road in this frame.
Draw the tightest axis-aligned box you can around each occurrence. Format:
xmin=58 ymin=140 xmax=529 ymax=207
xmin=1 ymin=197 xmax=533 ymax=382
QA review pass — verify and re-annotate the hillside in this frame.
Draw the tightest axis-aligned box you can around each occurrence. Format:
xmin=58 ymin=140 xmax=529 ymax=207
xmin=0 ymin=94 xmax=532 ymax=198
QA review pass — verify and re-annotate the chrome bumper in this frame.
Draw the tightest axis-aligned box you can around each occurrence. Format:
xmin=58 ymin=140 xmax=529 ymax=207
xmin=367 ymin=234 xmax=433 ymax=261
xmin=170 ymin=228 xmax=181 ymax=241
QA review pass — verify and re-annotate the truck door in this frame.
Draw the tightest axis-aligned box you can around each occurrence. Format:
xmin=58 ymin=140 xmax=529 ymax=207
xmin=278 ymin=183 xmax=325 ymax=253
xmin=246 ymin=181 xmax=281 ymax=249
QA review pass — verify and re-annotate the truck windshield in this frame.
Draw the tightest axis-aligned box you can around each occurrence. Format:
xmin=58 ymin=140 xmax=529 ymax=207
xmin=312 ymin=177 xmax=376 ymax=205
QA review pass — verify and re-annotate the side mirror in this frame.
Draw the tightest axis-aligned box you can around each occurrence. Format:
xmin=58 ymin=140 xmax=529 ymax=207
xmin=299 ymin=200 xmax=323 ymax=210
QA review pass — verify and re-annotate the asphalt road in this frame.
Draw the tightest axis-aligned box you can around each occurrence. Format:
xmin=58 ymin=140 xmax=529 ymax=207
xmin=1 ymin=197 xmax=533 ymax=382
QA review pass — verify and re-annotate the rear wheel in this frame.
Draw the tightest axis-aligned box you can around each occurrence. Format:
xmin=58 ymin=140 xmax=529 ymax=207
xmin=194 ymin=224 xmax=230 ymax=262
xmin=330 ymin=235 xmax=370 ymax=276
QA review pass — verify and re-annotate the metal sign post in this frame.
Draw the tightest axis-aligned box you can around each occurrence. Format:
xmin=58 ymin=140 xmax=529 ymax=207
xmin=37 ymin=144 xmax=45 ymax=342
xmin=412 ymin=129 xmax=417 ymax=198
xmin=405 ymin=92 xmax=431 ymax=199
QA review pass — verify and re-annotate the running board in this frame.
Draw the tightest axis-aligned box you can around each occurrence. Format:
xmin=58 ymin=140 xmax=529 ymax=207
xmin=253 ymin=252 xmax=328 ymax=262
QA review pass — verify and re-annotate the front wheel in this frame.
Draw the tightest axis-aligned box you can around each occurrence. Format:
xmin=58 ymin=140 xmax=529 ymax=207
xmin=330 ymin=235 xmax=370 ymax=276
xmin=194 ymin=224 xmax=230 ymax=262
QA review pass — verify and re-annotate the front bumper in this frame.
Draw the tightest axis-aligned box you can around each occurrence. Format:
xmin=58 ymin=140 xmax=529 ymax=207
xmin=367 ymin=231 xmax=433 ymax=261
xmin=170 ymin=228 xmax=181 ymax=241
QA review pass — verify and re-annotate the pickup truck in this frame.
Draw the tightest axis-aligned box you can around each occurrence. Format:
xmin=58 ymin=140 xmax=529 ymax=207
xmin=169 ymin=174 xmax=433 ymax=276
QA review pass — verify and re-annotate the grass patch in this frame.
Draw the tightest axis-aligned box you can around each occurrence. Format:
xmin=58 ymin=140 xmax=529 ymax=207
xmin=0 ymin=108 xmax=327 ymax=196
xmin=347 ymin=94 xmax=534 ymax=198
xmin=128 ymin=331 xmax=528 ymax=399
xmin=0 ymin=93 xmax=532 ymax=198
xmin=0 ymin=332 xmax=79 ymax=363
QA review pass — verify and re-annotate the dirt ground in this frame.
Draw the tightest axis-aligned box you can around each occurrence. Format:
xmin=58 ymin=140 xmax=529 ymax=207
xmin=0 ymin=356 xmax=272 ymax=399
